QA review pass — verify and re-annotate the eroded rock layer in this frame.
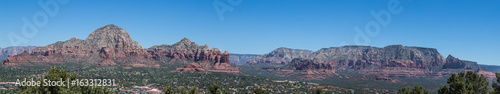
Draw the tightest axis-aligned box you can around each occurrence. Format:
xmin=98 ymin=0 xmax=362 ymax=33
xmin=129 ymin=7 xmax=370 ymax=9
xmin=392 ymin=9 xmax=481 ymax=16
xmin=2 ymin=24 xmax=238 ymax=73
xmin=251 ymin=45 xmax=487 ymax=79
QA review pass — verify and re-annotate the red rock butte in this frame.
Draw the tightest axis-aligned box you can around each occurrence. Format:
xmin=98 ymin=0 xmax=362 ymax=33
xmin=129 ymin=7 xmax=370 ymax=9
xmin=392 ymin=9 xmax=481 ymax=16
xmin=2 ymin=24 xmax=239 ymax=73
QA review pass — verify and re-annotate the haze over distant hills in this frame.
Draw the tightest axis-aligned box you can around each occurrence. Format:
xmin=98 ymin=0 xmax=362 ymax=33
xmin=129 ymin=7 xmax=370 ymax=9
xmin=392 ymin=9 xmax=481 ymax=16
xmin=236 ymin=45 xmax=498 ymax=81
xmin=0 ymin=46 xmax=36 ymax=61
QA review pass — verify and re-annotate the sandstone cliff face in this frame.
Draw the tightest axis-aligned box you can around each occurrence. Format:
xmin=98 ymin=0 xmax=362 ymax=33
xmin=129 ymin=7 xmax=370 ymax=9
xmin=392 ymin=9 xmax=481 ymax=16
xmin=4 ymin=25 xmax=150 ymax=66
xmin=176 ymin=63 xmax=205 ymax=72
xmin=2 ymin=24 xmax=238 ymax=73
xmin=250 ymin=45 xmax=446 ymax=69
xmin=247 ymin=47 xmax=313 ymax=64
xmin=442 ymin=55 xmax=467 ymax=69
xmin=311 ymin=45 xmax=446 ymax=69
xmin=287 ymin=58 xmax=334 ymax=70
xmin=474 ymin=66 xmax=497 ymax=80
xmin=147 ymin=38 xmax=237 ymax=73
xmin=263 ymin=58 xmax=337 ymax=80
xmin=250 ymin=45 xmax=482 ymax=79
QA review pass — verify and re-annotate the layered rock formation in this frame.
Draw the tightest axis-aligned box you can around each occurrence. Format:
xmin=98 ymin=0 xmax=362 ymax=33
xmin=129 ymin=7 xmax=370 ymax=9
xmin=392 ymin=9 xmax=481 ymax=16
xmin=442 ymin=55 xmax=466 ymax=69
xmin=474 ymin=66 xmax=497 ymax=80
xmin=147 ymin=38 xmax=238 ymax=73
xmin=250 ymin=45 xmax=447 ymax=69
xmin=287 ymin=58 xmax=334 ymax=70
xmin=267 ymin=58 xmax=337 ymax=80
xmin=2 ymin=24 xmax=238 ymax=73
xmin=176 ymin=63 xmax=205 ymax=72
xmin=247 ymin=47 xmax=313 ymax=64
xmin=250 ymin=45 xmax=483 ymax=79
xmin=3 ymin=25 xmax=150 ymax=66
xmin=147 ymin=38 xmax=229 ymax=64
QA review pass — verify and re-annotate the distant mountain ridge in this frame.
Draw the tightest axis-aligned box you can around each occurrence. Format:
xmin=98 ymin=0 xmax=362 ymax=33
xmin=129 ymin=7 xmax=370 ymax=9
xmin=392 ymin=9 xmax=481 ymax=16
xmin=2 ymin=24 xmax=238 ymax=73
xmin=249 ymin=45 xmax=447 ymax=68
xmin=229 ymin=54 xmax=259 ymax=66
xmin=246 ymin=45 xmax=496 ymax=80
xmin=0 ymin=46 xmax=37 ymax=61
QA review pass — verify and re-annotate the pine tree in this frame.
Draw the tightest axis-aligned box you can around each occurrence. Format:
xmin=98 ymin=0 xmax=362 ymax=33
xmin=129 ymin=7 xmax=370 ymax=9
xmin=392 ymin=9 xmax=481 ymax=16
xmin=438 ymin=71 xmax=490 ymax=94
xmin=315 ymin=88 xmax=324 ymax=94
xmin=189 ymin=86 xmax=199 ymax=94
xmin=208 ymin=84 xmax=220 ymax=94
xmin=492 ymin=73 xmax=500 ymax=94
xmin=164 ymin=85 xmax=175 ymax=94
xmin=180 ymin=88 xmax=188 ymax=94
xmin=397 ymin=85 xmax=429 ymax=94
xmin=253 ymin=88 xmax=269 ymax=94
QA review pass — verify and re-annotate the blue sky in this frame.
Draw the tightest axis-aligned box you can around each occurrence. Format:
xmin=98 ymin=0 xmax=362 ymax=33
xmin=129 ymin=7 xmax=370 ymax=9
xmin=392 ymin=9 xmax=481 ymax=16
xmin=0 ymin=0 xmax=499 ymax=65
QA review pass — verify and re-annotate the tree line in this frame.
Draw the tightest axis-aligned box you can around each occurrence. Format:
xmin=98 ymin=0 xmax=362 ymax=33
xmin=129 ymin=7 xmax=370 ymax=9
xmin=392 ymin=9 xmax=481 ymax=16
xmin=163 ymin=84 xmax=325 ymax=94
xmin=398 ymin=71 xmax=500 ymax=94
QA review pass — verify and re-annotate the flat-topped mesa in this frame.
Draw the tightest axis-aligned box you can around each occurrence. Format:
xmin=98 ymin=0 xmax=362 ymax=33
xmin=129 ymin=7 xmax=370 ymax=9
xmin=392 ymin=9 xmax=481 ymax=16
xmin=249 ymin=45 xmax=446 ymax=69
xmin=314 ymin=45 xmax=445 ymax=66
xmin=251 ymin=45 xmax=482 ymax=79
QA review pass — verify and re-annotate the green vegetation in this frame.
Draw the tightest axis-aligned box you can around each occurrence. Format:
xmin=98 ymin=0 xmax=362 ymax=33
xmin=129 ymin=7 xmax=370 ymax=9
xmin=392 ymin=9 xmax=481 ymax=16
xmin=208 ymin=84 xmax=226 ymax=94
xmin=17 ymin=66 xmax=113 ymax=94
xmin=189 ymin=86 xmax=199 ymax=94
xmin=253 ymin=88 xmax=269 ymax=94
xmin=0 ymin=61 xmax=391 ymax=93
xmin=399 ymin=71 xmax=500 ymax=94
xmin=397 ymin=85 xmax=429 ymax=94
xmin=492 ymin=73 xmax=500 ymax=94
xmin=315 ymin=88 xmax=324 ymax=94
xmin=164 ymin=86 xmax=175 ymax=94
xmin=438 ymin=71 xmax=489 ymax=94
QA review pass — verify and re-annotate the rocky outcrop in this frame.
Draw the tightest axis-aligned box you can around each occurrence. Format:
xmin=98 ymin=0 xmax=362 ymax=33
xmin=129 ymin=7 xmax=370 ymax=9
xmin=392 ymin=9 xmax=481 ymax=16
xmin=147 ymin=38 xmax=226 ymax=64
xmin=2 ymin=24 xmax=238 ymax=73
xmin=478 ymin=64 xmax=500 ymax=73
xmin=176 ymin=63 xmax=205 ymax=72
xmin=229 ymin=54 xmax=259 ymax=66
xmin=474 ymin=66 xmax=497 ymax=80
xmin=287 ymin=58 xmax=334 ymax=70
xmin=442 ymin=55 xmax=466 ymax=69
xmin=247 ymin=47 xmax=313 ymax=64
xmin=4 ymin=25 xmax=150 ymax=66
xmin=147 ymin=38 xmax=237 ymax=73
xmin=311 ymin=45 xmax=446 ymax=69
xmin=249 ymin=45 xmax=485 ymax=79
xmin=251 ymin=45 xmax=446 ymax=69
